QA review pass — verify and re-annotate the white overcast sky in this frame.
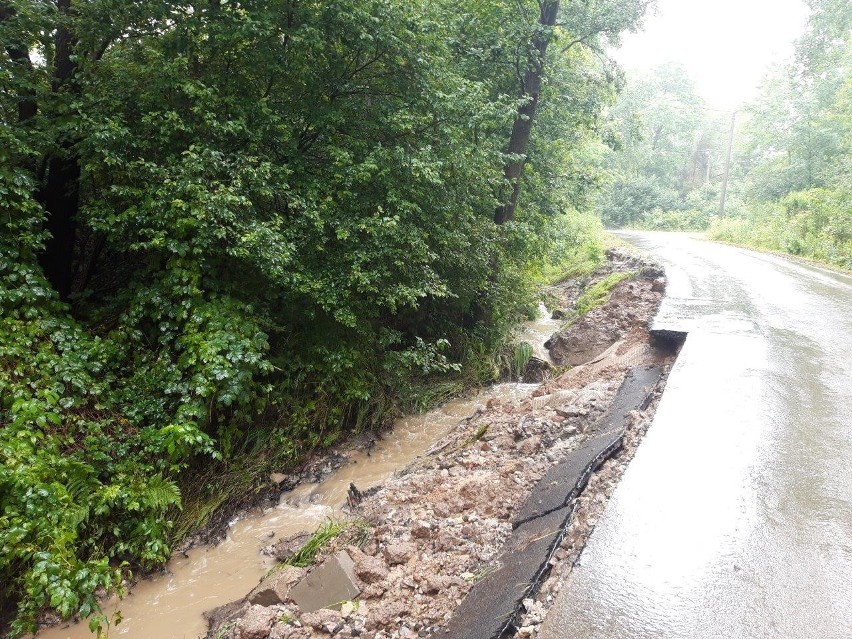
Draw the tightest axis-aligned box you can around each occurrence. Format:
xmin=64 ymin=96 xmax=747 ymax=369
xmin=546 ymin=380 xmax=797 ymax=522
xmin=612 ymin=0 xmax=812 ymax=111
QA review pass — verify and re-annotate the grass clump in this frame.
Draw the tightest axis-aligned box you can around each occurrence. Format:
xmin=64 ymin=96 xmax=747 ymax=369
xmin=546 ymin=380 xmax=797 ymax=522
xmin=286 ymin=520 xmax=348 ymax=568
xmin=504 ymin=341 xmax=534 ymax=381
xmin=213 ymin=624 xmax=235 ymax=639
xmin=462 ymin=424 xmax=489 ymax=449
xmin=574 ymin=272 xmax=634 ymax=317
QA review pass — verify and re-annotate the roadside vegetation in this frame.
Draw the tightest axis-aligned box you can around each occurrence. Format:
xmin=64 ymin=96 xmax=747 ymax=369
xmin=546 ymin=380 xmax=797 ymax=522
xmin=708 ymin=0 xmax=851 ymax=270
xmin=0 ymin=0 xmax=651 ymax=633
xmin=598 ymin=0 xmax=851 ymax=271
xmin=710 ymin=190 xmax=852 ymax=271
xmin=574 ymin=272 xmax=634 ymax=317
xmin=285 ymin=520 xmax=349 ymax=569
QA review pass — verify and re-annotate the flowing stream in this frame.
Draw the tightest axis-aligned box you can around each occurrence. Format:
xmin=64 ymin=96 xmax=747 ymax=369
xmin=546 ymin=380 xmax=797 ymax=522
xmin=38 ymin=306 xmax=561 ymax=639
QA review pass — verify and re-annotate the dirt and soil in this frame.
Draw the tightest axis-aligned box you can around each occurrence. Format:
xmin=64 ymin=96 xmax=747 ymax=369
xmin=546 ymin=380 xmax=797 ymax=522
xmin=204 ymin=247 xmax=672 ymax=639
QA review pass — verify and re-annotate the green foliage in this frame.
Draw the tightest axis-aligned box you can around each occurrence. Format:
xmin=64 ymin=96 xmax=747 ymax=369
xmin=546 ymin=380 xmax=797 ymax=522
xmin=596 ymin=63 xmax=729 ymax=229
xmin=509 ymin=342 xmax=535 ymax=380
xmin=710 ymin=0 xmax=851 ymax=268
xmin=0 ymin=256 xmax=216 ymax=635
xmin=538 ymin=212 xmax=607 ymax=283
xmin=598 ymin=174 xmax=681 ymax=227
xmin=637 ymin=208 xmax=712 ymax=232
xmin=709 ymin=188 xmax=852 ymax=270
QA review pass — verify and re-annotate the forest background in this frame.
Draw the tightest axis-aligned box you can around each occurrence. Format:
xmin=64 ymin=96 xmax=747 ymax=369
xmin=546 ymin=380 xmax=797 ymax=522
xmin=2 ymin=0 xmax=847 ymax=633
xmin=598 ymin=0 xmax=851 ymax=271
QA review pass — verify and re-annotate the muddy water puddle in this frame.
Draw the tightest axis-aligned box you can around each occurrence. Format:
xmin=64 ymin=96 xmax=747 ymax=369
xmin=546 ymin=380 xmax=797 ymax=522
xmin=37 ymin=316 xmax=555 ymax=639
xmin=516 ymin=303 xmax=563 ymax=361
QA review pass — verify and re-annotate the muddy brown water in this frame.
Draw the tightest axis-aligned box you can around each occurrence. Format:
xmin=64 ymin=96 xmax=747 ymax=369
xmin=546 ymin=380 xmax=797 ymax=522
xmin=516 ymin=303 xmax=563 ymax=362
xmin=37 ymin=311 xmax=558 ymax=639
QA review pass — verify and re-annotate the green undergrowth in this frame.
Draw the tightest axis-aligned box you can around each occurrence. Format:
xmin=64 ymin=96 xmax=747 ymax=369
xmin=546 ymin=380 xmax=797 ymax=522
xmin=169 ymin=438 xmax=302 ymax=545
xmin=213 ymin=624 xmax=235 ymax=639
xmin=538 ymin=212 xmax=608 ymax=284
xmin=0 ymin=0 xmax=619 ymax=628
xmin=507 ymin=342 xmax=535 ymax=379
xmin=0 ymin=211 xmax=608 ymax=636
xmin=708 ymin=189 xmax=852 ymax=272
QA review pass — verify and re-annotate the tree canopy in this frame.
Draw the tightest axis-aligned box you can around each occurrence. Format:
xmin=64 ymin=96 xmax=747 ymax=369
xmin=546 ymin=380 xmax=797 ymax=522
xmin=596 ymin=62 xmax=729 ymax=230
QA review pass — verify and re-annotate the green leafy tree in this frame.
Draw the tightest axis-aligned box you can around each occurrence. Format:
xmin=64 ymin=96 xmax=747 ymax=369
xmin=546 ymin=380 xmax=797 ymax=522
xmin=711 ymin=0 xmax=851 ymax=268
xmin=495 ymin=0 xmax=652 ymax=224
xmin=596 ymin=62 xmax=729 ymax=228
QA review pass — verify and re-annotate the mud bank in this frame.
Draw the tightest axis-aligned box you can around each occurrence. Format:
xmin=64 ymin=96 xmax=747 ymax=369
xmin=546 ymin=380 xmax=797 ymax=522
xmin=205 ymin=248 xmax=674 ymax=639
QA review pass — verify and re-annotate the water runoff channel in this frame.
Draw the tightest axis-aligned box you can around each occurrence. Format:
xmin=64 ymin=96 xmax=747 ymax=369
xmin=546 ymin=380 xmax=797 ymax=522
xmin=37 ymin=306 xmax=562 ymax=639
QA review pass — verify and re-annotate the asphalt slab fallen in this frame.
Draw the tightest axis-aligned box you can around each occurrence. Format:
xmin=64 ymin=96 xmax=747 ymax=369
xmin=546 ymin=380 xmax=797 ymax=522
xmin=444 ymin=365 xmax=664 ymax=639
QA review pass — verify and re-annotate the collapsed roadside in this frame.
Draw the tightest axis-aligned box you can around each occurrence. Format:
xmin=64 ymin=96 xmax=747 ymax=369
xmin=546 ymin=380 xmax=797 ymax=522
xmin=205 ymin=246 xmax=677 ymax=639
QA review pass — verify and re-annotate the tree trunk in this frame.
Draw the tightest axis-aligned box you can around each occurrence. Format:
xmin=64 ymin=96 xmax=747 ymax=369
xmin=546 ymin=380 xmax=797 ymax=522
xmin=39 ymin=153 xmax=81 ymax=300
xmin=494 ymin=1 xmax=560 ymax=225
xmin=0 ymin=4 xmax=38 ymax=121
xmin=37 ymin=0 xmax=80 ymax=301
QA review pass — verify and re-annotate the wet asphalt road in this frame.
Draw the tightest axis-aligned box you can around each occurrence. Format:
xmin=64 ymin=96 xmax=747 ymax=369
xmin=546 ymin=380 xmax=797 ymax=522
xmin=540 ymin=233 xmax=852 ymax=639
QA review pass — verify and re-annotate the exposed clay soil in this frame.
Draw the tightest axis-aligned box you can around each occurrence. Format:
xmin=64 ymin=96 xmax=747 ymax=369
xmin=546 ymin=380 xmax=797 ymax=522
xmin=544 ymin=249 xmax=665 ymax=367
xmin=205 ymin=248 xmax=670 ymax=639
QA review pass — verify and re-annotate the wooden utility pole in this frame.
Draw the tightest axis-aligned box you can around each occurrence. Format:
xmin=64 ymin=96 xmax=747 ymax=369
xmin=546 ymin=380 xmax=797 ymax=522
xmin=718 ymin=110 xmax=736 ymax=218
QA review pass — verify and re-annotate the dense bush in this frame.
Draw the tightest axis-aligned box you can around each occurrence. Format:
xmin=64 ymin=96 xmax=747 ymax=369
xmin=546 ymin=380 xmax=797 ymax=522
xmin=598 ymin=177 xmax=725 ymax=231
xmin=638 ymin=208 xmax=711 ymax=231
xmin=709 ymin=188 xmax=852 ymax=270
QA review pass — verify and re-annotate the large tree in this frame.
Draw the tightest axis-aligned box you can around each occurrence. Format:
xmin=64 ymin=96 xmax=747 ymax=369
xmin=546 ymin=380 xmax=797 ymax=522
xmin=494 ymin=0 xmax=652 ymax=224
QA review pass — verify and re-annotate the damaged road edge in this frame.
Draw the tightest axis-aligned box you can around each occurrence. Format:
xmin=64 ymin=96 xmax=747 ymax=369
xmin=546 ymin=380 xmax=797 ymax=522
xmin=496 ymin=433 xmax=626 ymax=639
xmin=445 ymin=364 xmax=671 ymax=639
xmin=202 ymin=247 xmax=674 ymax=639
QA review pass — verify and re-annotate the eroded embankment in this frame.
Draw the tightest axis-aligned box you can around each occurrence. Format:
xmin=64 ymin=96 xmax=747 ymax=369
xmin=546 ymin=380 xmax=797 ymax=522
xmin=204 ymin=248 xmax=677 ymax=639
xmin=444 ymin=364 xmax=668 ymax=639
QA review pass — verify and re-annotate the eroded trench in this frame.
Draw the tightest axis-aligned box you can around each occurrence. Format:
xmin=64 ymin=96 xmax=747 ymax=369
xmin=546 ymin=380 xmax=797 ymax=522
xmin=38 ymin=250 xmax=679 ymax=639
xmin=36 ymin=309 xmax=564 ymax=639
